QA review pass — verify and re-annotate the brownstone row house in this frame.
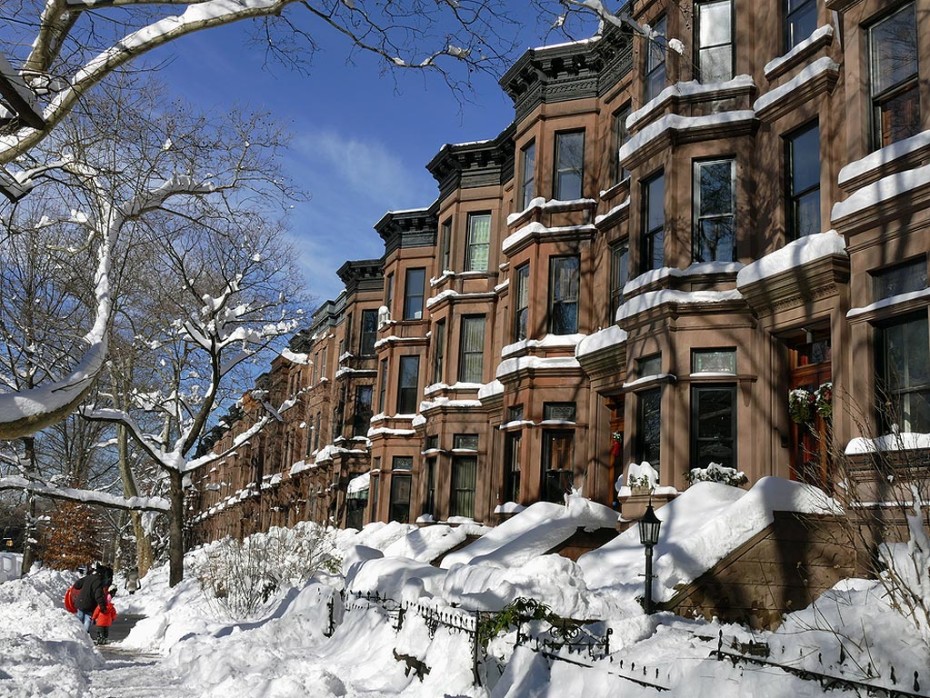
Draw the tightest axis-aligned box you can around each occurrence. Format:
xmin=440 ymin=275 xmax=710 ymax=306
xmin=192 ymin=0 xmax=930 ymax=543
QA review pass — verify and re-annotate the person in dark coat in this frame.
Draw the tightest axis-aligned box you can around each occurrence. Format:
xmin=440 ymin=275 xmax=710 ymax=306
xmin=73 ymin=564 xmax=112 ymax=634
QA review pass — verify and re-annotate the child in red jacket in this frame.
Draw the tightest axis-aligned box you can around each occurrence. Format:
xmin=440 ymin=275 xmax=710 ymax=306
xmin=91 ymin=586 xmax=118 ymax=646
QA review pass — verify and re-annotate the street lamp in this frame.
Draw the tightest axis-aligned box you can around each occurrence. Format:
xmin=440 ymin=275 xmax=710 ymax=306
xmin=638 ymin=503 xmax=662 ymax=614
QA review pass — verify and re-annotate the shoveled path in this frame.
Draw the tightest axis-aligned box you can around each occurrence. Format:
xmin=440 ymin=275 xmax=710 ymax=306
xmin=86 ymin=613 xmax=197 ymax=698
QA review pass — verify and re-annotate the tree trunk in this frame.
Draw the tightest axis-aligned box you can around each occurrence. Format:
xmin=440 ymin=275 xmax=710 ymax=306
xmin=20 ymin=436 xmax=37 ymax=574
xmin=168 ymin=468 xmax=184 ymax=587
xmin=117 ymin=424 xmax=154 ymax=576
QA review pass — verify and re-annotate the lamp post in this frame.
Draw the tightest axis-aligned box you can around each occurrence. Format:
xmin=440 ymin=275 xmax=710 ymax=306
xmin=638 ymin=503 xmax=662 ymax=614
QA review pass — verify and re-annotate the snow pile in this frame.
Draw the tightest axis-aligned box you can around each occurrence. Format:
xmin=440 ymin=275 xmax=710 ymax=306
xmin=0 ymin=552 xmax=21 ymax=584
xmin=580 ymin=478 xmax=840 ymax=601
xmin=440 ymin=495 xmax=617 ymax=569
xmin=0 ymin=567 xmax=100 ymax=696
xmin=381 ymin=522 xmax=490 ymax=564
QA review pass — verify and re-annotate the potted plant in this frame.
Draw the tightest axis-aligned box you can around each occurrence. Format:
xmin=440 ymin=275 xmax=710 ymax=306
xmin=788 ymin=388 xmax=814 ymax=423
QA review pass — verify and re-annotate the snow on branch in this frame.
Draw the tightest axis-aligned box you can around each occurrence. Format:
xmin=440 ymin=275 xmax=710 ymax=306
xmin=0 ymin=475 xmax=170 ymax=512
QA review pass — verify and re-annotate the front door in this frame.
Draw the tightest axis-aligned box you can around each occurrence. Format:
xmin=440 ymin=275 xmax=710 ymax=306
xmin=788 ymin=334 xmax=832 ymax=489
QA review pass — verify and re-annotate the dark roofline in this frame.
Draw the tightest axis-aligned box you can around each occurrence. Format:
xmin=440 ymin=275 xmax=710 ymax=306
xmin=425 ymin=124 xmax=515 ymax=202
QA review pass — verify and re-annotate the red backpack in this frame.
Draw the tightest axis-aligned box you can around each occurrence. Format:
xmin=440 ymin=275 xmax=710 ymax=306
xmin=63 ymin=586 xmax=77 ymax=614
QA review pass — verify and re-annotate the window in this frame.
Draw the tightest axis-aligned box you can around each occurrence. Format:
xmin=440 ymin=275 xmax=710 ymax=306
xmin=645 ymin=15 xmax=667 ymax=101
xmin=544 ymin=402 xmax=576 ymax=422
xmin=320 ymin=346 xmax=328 ymax=379
xmin=693 ymin=159 xmax=736 ymax=262
xmin=692 ymin=348 xmax=736 ymax=374
xmin=520 ymin=142 xmax=536 ymax=210
xmin=403 ymin=267 xmax=426 ymax=320
xmin=389 ymin=457 xmax=413 ymax=523
xmin=440 ymin=219 xmax=452 ymax=272
xmin=369 ymin=472 xmax=380 ymax=522
xmin=639 ymin=353 xmax=662 ymax=377
xmin=637 ymin=387 xmax=661 ymax=466
xmin=786 ymin=123 xmax=821 ymax=239
xmin=397 ymin=355 xmax=419 ymax=414
xmin=869 ymin=3 xmax=919 ymax=149
xmin=692 ymin=386 xmax=737 ymax=469
xmin=613 ymin=105 xmax=632 ymax=184
xmin=378 ymin=358 xmax=388 ymax=412
xmin=514 ymin=263 xmax=530 ymax=341
xmin=873 ymin=258 xmax=928 ymax=301
xmin=876 ymin=313 xmax=930 ymax=433
xmin=642 ymin=171 xmax=665 ymax=272
xmin=542 ymin=430 xmax=574 ymax=503
xmin=385 ymin=273 xmax=394 ymax=309
xmin=609 ymin=243 xmax=629 ymax=323
xmin=313 ymin=412 xmax=321 ymax=451
xmin=504 ymin=432 xmax=522 ymax=503
xmin=785 ymin=0 xmax=816 ymax=50
xmin=345 ymin=472 xmax=368 ymax=529
xmin=432 ymin=319 xmax=446 ymax=384
xmin=459 ymin=315 xmax=486 ymax=383
xmin=353 ymin=385 xmax=373 ymax=436
xmin=695 ymin=0 xmax=733 ymax=83
xmin=465 ymin=213 xmax=491 ymax=272
xmin=360 ymin=309 xmax=378 ymax=355
xmin=424 ymin=457 xmax=436 ymax=516
xmin=451 ymin=434 xmax=478 ymax=518
xmin=549 ymin=256 xmax=580 ymax=334
xmin=554 ymin=131 xmax=585 ymax=200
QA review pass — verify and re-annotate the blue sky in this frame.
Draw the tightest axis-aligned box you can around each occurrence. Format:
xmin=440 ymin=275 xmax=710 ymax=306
xmin=155 ymin=16 xmax=561 ymax=306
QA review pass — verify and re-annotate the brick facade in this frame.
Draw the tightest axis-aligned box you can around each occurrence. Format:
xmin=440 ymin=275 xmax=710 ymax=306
xmin=192 ymin=0 xmax=930 ymax=542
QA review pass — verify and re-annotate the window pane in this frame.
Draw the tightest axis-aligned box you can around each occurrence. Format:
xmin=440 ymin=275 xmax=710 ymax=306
xmin=398 ymin=355 xmax=419 ymax=413
xmin=879 ymin=86 xmax=921 ymax=147
xmin=646 ymin=174 xmax=665 ymax=231
xmin=699 ymin=1 xmax=731 ymax=46
xmin=699 ymin=161 xmax=733 ymax=216
xmin=695 ymin=160 xmax=735 ymax=262
xmin=878 ymin=314 xmax=930 ymax=433
xmin=639 ymin=354 xmax=661 ymax=376
xmin=873 ymin=259 xmax=928 ymax=301
xmin=692 ymin=349 xmax=736 ymax=373
xmin=549 ymin=256 xmax=580 ymax=334
xmin=454 ymin=434 xmax=479 ymax=450
xmin=432 ymin=320 xmax=446 ymax=384
xmin=440 ymin=220 xmax=452 ymax=271
xmin=786 ymin=0 xmax=817 ymax=49
xmin=544 ymin=402 xmax=576 ymax=421
xmin=403 ymin=268 xmax=425 ymax=320
xmin=609 ymin=244 xmax=629 ymax=321
xmin=466 ymin=214 xmax=491 ymax=272
xmin=451 ymin=457 xmax=477 ymax=517
xmin=389 ymin=473 xmax=411 ymax=524
xmin=521 ymin=142 xmax=536 ymax=209
xmin=555 ymin=131 xmax=585 ymax=200
xmin=647 ymin=16 xmax=667 ymax=72
xmin=514 ymin=264 xmax=530 ymax=341
xmin=693 ymin=386 xmax=736 ymax=469
xmin=639 ymin=388 xmax=661 ymax=466
xmin=790 ymin=125 xmax=820 ymax=193
xmin=360 ymin=309 xmax=378 ymax=355
xmin=870 ymin=4 xmax=917 ymax=96
xmin=459 ymin=316 xmax=485 ymax=383
xmin=614 ymin=106 xmax=631 ymax=183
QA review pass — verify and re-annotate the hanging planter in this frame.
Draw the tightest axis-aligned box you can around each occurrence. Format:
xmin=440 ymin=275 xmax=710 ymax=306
xmin=815 ymin=382 xmax=833 ymax=419
xmin=788 ymin=388 xmax=815 ymax=423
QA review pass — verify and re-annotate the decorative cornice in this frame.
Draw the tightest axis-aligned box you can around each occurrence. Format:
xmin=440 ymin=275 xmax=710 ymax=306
xmin=374 ymin=206 xmax=439 ymax=255
xmin=739 ymin=254 xmax=850 ymax=317
xmin=426 ymin=125 xmax=515 ymax=202
xmin=500 ymin=25 xmax=634 ymax=122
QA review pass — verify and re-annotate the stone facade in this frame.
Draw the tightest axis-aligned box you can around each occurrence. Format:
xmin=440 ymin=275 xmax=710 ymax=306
xmin=192 ymin=0 xmax=930 ymax=541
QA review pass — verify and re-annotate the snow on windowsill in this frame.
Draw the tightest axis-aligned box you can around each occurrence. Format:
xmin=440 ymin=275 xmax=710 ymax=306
xmin=617 ymin=289 xmax=743 ymax=322
xmin=502 ymin=221 xmax=597 ymax=255
xmin=502 ymin=334 xmax=586 ymax=358
xmin=626 ymin=75 xmax=755 ymax=131
xmin=832 ymin=161 xmax=930 ymax=222
xmin=838 ymin=130 xmax=930 ymax=188
xmin=622 ymin=373 xmax=675 ymax=389
xmin=845 ymin=433 xmax=930 ymax=454
xmin=477 ymin=380 xmax=504 ymax=399
xmin=846 ymin=287 xmax=930 ymax=320
xmin=576 ymin=326 xmax=627 ymax=358
xmin=753 ymin=57 xmax=839 ymax=116
xmin=624 ymin=261 xmax=743 ymax=296
xmin=763 ymin=25 xmax=834 ymax=78
xmin=736 ymin=230 xmax=847 ymax=288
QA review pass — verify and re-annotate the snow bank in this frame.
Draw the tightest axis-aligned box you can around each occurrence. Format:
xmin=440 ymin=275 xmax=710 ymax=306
xmin=440 ymin=495 xmax=617 ymax=569
xmin=579 ymin=478 xmax=840 ymax=601
xmin=0 ymin=568 xmax=100 ymax=695
xmin=381 ymin=523 xmax=490 ymax=564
